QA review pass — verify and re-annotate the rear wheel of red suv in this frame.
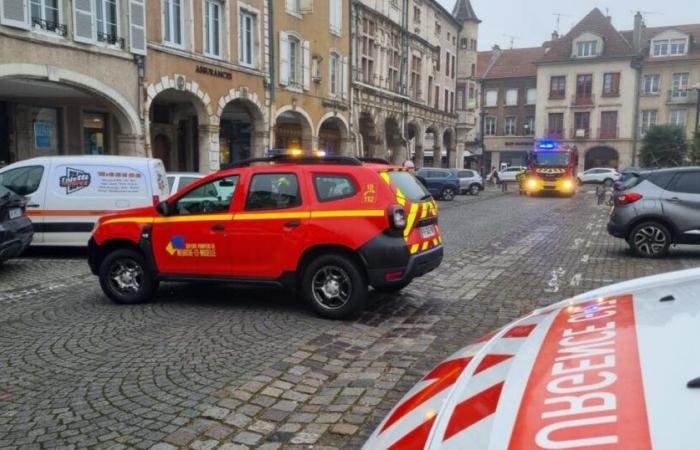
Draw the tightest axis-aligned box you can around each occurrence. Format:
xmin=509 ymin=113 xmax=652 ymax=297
xmin=302 ymin=254 xmax=367 ymax=320
xmin=99 ymin=249 xmax=158 ymax=304
xmin=628 ymin=222 xmax=671 ymax=258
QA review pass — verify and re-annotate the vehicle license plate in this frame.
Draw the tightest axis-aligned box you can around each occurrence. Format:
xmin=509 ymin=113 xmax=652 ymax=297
xmin=8 ymin=208 xmax=22 ymax=219
xmin=420 ymin=225 xmax=436 ymax=239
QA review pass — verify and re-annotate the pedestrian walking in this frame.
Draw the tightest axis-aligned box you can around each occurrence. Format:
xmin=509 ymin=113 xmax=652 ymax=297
xmin=489 ymin=166 xmax=500 ymax=185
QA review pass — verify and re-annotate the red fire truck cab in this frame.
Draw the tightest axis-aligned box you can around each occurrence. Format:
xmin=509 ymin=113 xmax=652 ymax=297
xmin=523 ymin=140 xmax=579 ymax=196
xmin=88 ymin=155 xmax=443 ymax=319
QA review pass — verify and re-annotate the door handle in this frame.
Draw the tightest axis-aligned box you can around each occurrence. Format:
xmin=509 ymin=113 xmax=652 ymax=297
xmin=211 ymin=223 xmax=225 ymax=232
xmin=284 ymin=220 xmax=301 ymax=228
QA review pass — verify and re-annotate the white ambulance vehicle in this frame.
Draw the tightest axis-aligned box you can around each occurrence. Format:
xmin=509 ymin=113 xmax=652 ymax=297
xmin=0 ymin=156 xmax=169 ymax=246
xmin=365 ymin=268 xmax=700 ymax=450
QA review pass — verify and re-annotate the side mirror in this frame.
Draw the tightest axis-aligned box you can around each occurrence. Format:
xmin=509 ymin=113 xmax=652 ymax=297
xmin=156 ymin=201 xmax=171 ymax=216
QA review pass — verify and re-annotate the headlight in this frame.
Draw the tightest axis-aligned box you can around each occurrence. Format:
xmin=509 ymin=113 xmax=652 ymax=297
xmin=527 ymin=178 xmax=540 ymax=191
xmin=561 ymin=179 xmax=574 ymax=191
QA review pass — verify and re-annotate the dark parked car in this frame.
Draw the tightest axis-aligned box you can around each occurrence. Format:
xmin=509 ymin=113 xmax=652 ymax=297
xmin=416 ymin=168 xmax=460 ymax=201
xmin=0 ymin=185 xmax=33 ymax=264
xmin=608 ymin=167 xmax=700 ymax=257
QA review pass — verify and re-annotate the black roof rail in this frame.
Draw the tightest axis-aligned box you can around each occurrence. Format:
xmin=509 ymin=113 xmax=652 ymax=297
xmin=359 ymin=157 xmax=392 ymax=165
xmin=220 ymin=154 xmax=363 ymax=170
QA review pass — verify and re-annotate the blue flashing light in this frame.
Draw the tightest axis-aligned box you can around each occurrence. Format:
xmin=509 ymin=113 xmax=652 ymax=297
xmin=537 ymin=140 xmax=557 ymax=150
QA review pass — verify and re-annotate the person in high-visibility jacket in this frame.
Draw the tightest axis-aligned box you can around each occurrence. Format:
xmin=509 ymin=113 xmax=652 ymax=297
xmin=516 ymin=169 xmax=529 ymax=195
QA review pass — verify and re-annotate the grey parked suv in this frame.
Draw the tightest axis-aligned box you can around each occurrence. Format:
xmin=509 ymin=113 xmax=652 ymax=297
xmin=608 ymin=167 xmax=700 ymax=258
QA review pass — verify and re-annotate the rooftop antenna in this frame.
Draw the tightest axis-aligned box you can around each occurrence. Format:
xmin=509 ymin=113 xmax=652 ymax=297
xmin=553 ymin=13 xmax=572 ymax=34
xmin=502 ymin=34 xmax=518 ymax=49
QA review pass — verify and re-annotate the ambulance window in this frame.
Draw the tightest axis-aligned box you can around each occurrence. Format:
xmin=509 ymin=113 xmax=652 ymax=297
xmin=0 ymin=166 xmax=44 ymax=196
xmin=167 ymin=176 xmax=176 ymax=191
xmin=246 ymin=173 xmax=301 ymax=211
xmin=175 ymin=176 xmax=238 ymax=215
xmin=314 ymin=175 xmax=357 ymax=202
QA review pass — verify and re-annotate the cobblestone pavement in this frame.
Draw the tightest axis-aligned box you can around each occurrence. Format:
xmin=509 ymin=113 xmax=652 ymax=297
xmin=1 ymin=188 xmax=699 ymax=449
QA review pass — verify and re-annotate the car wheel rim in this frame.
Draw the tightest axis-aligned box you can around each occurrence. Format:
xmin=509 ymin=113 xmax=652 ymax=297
xmin=470 ymin=186 xmax=479 ymax=195
xmin=109 ymin=258 xmax=144 ymax=295
xmin=312 ymin=266 xmax=352 ymax=310
xmin=444 ymin=189 xmax=454 ymax=200
xmin=633 ymin=226 xmax=667 ymax=256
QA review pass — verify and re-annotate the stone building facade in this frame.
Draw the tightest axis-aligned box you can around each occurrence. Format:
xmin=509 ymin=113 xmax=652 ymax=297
xmin=144 ymin=0 xmax=270 ymax=173
xmin=0 ymin=0 xmax=147 ymax=165
xmin=477 ymin=46 xmax=546 ymax=170
xmin=271 ymin=0 xmax=351 ymax=156
xmin=351 ymin=0 xmax=476 ymax=167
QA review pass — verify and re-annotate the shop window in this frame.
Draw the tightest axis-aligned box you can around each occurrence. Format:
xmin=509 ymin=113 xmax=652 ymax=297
xmin=83 ymin=112 xmax=108 ymax=155
xmin=32 ymin=107 xmax=62 ymax=155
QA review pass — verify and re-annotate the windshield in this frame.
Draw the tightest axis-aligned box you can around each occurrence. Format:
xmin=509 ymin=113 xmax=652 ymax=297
xmin=534 ymin=152 xmax=570 ymax=167
xmin=388 ymin=171 xmax=430 ymax=201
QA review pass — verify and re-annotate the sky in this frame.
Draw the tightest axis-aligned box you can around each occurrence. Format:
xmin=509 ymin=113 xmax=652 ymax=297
xmin=438 ymin=0 xmax=698 ymax=51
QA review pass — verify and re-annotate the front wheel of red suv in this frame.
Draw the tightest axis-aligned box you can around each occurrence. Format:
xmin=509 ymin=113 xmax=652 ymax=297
xmin=302 ymin=254 xmax=367 ymax=320
xmin=99 ymin=249 xmax=158 ymax=305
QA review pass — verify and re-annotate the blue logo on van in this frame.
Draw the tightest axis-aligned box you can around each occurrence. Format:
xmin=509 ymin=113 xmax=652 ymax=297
xmin=59 ymin=167 xmax=91 ymax=195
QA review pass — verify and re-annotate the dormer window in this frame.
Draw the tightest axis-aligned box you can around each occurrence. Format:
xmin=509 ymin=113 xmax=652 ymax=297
xmin=576 ymin=41 xmax=598 ymax=57
xmin=652 ymin=38 xmax=687 ymax=57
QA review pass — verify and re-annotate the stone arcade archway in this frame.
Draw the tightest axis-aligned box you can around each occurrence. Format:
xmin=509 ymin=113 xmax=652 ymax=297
xmin=443 ymin=128 xmax=456 ymax=168
xmin=585 ymin=146 xmax=620 ymax=170
xmin=385 ymin=117 xmax=405 ymax=164
xmin=424 ymin=126 xmax=441 ymax=167
xmin=219 ymin=97 xmax=266 ymax=165
xmin=274 ymin=106 xmax=314 ymax=151
xmin=0 ymin=64 xmax=143 ymax=161
xmin=406 ymin=121 xmax=424 ymax=168
xmin=317 ymin=113 xmax=350 ymax=156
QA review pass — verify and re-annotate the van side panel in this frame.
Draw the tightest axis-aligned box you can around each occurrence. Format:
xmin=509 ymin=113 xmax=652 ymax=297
xmin=40 ymin=162 xmax=153 ymax=246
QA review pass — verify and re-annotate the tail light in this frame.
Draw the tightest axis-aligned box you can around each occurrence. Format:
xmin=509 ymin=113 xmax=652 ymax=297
xmin=388 ymin=205 xmax=407 ymax=230
xmin=615 ymin=192 xmax=642 ymax=206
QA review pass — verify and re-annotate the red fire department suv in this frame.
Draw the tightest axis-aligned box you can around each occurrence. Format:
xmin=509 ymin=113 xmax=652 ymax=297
xmin=88 ymin=155 xmax=443 ymax=319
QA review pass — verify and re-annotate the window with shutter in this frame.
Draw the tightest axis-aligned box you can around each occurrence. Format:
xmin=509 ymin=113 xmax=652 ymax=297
xmin=279 ymin=31 xmax=290 ymax=86
xmin=341 ymin=56 xmax=349 ymax=100
xmin=302 ymin=40 xmax=311 ymax=91
xmin=329 ymin=0 xmax=341 ymax=35
xmin=1 ymin=0 xmax=30 ymax=29
xmin=129 ymin=0 xmax=146 ymax=54
xmin=73 ymin=0 xmax=95 ymax=43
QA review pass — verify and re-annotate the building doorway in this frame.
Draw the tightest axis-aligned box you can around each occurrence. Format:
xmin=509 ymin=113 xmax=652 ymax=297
xmin=585 ymin=147 xmax=619 ymax=170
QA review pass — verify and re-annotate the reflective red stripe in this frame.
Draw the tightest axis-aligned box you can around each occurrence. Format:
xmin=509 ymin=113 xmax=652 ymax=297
xmin=509 ymin=295 xmax=651 ymax=449
xmin=443 ymin=381 xmax=505 ymax=441
xmin=503 ymin=324 xmax=537 ymax=338
xmin=381 ymin=357 xmax=472 ymax=432
xmin=388 ymin=416 xmax=436 ymax=450
xmin=474 ymin=354 xmax=513 ymax=375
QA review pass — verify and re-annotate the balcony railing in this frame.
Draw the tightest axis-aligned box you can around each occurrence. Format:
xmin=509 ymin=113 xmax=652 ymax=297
xmin=544 ymin=129 xmax=565 ymax=139
xmin=31 ymin=17 xmax=67 ymax=36
xmin=667 ymin=89 xmax=698 ymax=104
xmin=570 ymin=128 xmax=590 ymax=139
xmin=571 ymin=93 xmax=595 ymax=106
xmin=598 ymin=127 xmax=618 ymax=139
xmin=97 ymin=32 xmax=125 ymax=48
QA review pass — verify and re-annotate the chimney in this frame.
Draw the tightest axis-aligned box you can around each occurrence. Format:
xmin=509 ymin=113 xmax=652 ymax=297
xmin=551 ymin=30 xmax=559 ymax=41
xmin=633 ymin=11 xmax=644 ymax=52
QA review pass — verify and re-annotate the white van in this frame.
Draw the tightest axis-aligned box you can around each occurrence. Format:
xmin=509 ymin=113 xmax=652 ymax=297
xmin=0 ymin=156 xmax=170 ymax=246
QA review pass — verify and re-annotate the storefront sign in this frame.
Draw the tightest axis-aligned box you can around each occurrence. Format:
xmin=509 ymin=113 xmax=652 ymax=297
xmin=195 ymin=65 xmax=232 ymax=80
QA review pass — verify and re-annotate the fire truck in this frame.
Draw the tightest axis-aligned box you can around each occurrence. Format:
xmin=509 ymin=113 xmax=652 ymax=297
xmin=523 ymin=140 xmax=579 ymax=196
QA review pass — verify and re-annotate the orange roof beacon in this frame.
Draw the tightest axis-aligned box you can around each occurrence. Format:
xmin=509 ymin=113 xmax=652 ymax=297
xmin=88 ymin=154 xmax=443 ymax=319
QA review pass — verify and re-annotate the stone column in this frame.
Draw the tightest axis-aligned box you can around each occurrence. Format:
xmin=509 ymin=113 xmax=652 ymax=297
xmin=252 ymin=130 xmax=268 ymax=158
xmin=116 ymin=133 xmax=146 ymax=157
xmin=198 ymin=124 xmax=220 ymax=173
xmin=448 ymin=146 xmax=458 ymax=168
xmin=413 ymin=145 xmax=423 ymax=168
xmin=433 ymin=145 xmax=442 ymax=168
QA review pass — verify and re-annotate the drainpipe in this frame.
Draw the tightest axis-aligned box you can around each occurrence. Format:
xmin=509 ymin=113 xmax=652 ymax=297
xmin=349 ymin=1 xmax=360 ymax=156
xmin=267 ymin=0 xmax=275 ymax=153
xmin=135 ymin=55 xmax=148 ymax=157
xmin=631 ymin=58 xmax=642 ymax=167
